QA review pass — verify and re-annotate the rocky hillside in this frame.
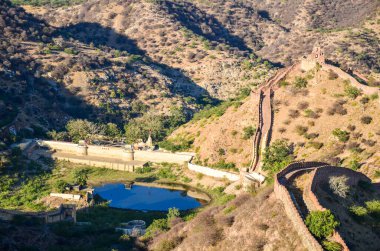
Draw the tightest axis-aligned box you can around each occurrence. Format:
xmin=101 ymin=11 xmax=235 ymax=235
xmin=149 ymin=187 xmax=307 ymax=251
xmin=172 ymin=62 xmax=380 ymax=180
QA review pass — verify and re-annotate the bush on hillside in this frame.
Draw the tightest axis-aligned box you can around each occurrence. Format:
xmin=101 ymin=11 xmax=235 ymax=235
xmin=305 ymin=210 xmax=339 ymax=238
xmin=344 ymin=85 xmax=361 ymax=99
xmin=242 ymin=126 xmax=256 ymax=140
xmin=322 ymin=240 xmax=343 ymax=251
xmin=262 ymin=140 xmax=294 ymax=174
xmin=329 ymin=175 xmax=349 ymax=198
xmin=360 ymin=116 xmax=372 ymax=124
xmin=332 ymin=129 xmax=349 ymax=142
xmin=293 ymin=77 xmax=308 ymax=89
xmin=365 ymin=200 xmax=380 ymax=218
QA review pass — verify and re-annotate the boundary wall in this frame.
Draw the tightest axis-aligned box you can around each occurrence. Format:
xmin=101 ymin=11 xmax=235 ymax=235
xmin=187 ymin=163 xmax=239 ymax=181
xmin=323 ymin=64 xmax=380 ymax=97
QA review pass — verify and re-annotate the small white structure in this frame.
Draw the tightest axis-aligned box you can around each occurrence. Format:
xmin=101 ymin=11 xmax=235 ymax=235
xmin=115 ymin=220 xmax=146 ymax=237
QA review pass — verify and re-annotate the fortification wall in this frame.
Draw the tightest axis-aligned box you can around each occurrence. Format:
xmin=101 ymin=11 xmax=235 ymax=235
xmin=187 ymin=163 xmax=240 ymax=181
xmin=323 ymin=64 xmax=379 ymax=97
xmin=304 ymin=166 xmax=364 ymax=251
xmin=274 ymin=163 xmax=324 ymax=251
xmin=275 ymin=163 xmax=354 ymax=251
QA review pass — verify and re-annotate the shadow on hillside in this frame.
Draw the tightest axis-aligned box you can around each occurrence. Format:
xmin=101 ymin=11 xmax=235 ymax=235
xmin=54 ymin=22 xmax=212 ymax=101
xmin=158 ymin=0 xmax=252 ymax=53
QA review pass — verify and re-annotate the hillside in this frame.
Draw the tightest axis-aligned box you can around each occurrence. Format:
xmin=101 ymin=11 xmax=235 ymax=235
xmin=149 ymin=187 xmax=307 ymax=251
xmin=172 ymin=61 xmax=380 ymax=180
xmin=26 ymin=0 xmax=380 ymax=79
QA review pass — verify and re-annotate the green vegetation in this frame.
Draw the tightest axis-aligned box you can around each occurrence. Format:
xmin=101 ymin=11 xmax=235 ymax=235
xmin=305 ymin=210 xmax=339 ymax=238
xmin=144 ymin=207 xmax=180 ymax=239
xmin=73 ymin=168 xmax=89 ymax=186
xmin=242 ymin=126 xmax=256 ymax=140
xmin=159 ymin=137 xmax=194 ymax=152
xmin=332 ymin=128 xmax=350 ymax=142
xmin=53 ymin=179 xmax=68 ymax=193
xmin=262 ymin=140 xmax=294 ymax=177
xmin=344 ymin=85 xmax=361 ymax=99
xmin=0 ymin=149 xmax=50 ymax=211
xmin=349 ymin=205 xmax=368 ymax=217
xmin=293 ymin=77 xmax=308 ymax=89
xmin=365 ymin=200 xmax=380 ymax=218
xmin=322 ymin=240 xmax=343 ymax=251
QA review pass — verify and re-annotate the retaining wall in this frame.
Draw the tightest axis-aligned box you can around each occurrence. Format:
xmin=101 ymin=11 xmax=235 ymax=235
xmin=187 ymin=163 xmax=240 ymax=181
xmin=50 ymin=193 xmax=81 ymax=201
xmin=0 ymin=204 xmax=76 ymax=223
xmin=52 ymin=155 xmax=137 ymax=172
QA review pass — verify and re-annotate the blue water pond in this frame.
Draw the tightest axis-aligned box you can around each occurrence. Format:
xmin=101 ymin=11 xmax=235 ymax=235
xmin=94 ymin=183 xmax=205 ymax=211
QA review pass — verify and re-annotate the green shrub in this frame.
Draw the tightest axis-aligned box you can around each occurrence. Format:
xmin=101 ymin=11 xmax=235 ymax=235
xmin=159 ymin=138 xmax=194 ymax=152
xmin=360 ymin=116 xmax=372 ymax=124
xmin=295 ymin=125 xmax=308 ymax=136
xmin=294 ymin=77 xmax=308 ymax=88
xmin=305 ymin=210 xmax=339 ymax=238
xmin=73 ymin=169 xmax=89 ymax=187
xmin=135 ymin=165 xmax=153 ymax=174
xmin=54 ymin=180 xmax=68 ymax=193
xmin=242 ymin=126 xmax=256 ymax=140
xmin=332 ymin=129 xmax=349 ymax=142
xmin=349 ymin=205 xmax=368 ymax=217
xmin=307 ymin=141 xmax=323 ymax=149
xmin=157 ymin=167 xmax=177 ymax=180
xmin=218 ymin=148 xmax=226 ymax=156
xmin=144 ymin=218 xmax=168 ymax=239
xmin=344 ymin=85 xmax=361 ymax=99
xmin=365 ymin=200 xmax=380 ymax=217
xmin=322 ymin=240 xmax=343 ymax=251
xmin=64 ymin=48 xmax=78 ymax=55
xmin=348 ymin=160 xmax=360 ymax=170
xmin=262 ymin=140 xmax=294 ymax=174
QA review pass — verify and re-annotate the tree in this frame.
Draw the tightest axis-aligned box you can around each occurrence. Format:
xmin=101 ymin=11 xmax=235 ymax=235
xmin=262 ymin=140 xmax=294 ymax=174
xmin=305 ymin=210 xmax=339 ymax=238
xmin=329 ymin=175 xmax=349 ymax=198
xmin=105 ymin=123 xmax=121 ymax=138
xmin=167 ymin=207 xmax=180 ymax=220
xmin=73 ymin=169 xmax=88 ymax=187
xmin=66 ymin=119 xmax=103 ymax=142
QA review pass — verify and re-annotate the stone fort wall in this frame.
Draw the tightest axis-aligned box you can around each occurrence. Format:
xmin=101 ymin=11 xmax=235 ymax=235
xmin=275 ymin=163 xmax=358 ymax=251
xmin=274 ymin=162 xmax=325 ymax=251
